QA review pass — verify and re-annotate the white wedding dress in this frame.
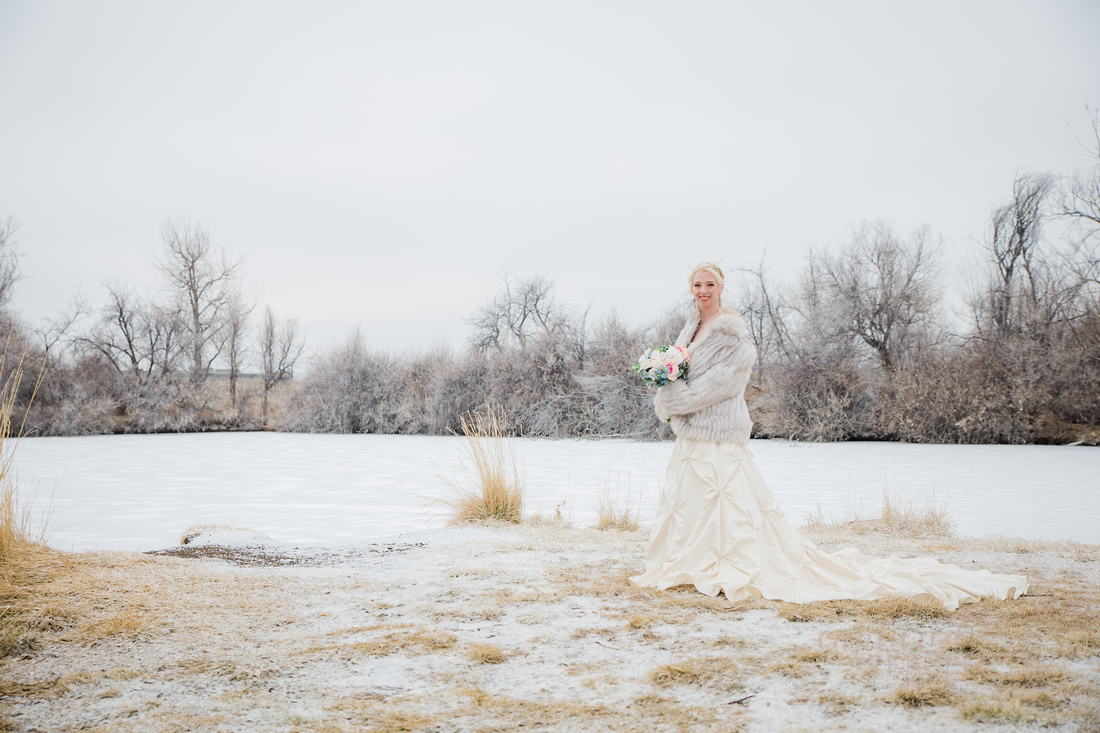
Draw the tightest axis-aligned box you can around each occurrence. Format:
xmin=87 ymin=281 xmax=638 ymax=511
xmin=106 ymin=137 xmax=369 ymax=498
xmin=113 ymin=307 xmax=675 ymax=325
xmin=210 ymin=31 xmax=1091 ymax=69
xmin=630 ymin=438 xmax=1028 ymax=610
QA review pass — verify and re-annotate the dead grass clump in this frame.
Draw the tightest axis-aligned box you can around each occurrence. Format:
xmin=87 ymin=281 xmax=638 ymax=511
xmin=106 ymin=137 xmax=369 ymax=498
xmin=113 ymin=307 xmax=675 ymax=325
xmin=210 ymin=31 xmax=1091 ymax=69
xmin=793 ymin=647 xmax=841 ymax=664
xmin=959 ymin=691 xmax=1058 ymax=724
xmin=443 ymin=409 xmax=524 ymax=524
xmin=944 ymin=633 xmax=994 ymax=656
xmin=656 ymin=588 xmax=734 ymax=614
xmin=0 ymin=349 xmax=47 ymax=561
xmin=1058 ymin=628 xmax=1100 ymax=659
xmin=766 ymin=659 xmax=806 ymax=678
xmin=776 ymin=601 xmax=847 ymax=622
xmin=0 ymin=350 xmax=70 ymax=661
xmin=818 ymin=691 xmax=858 ymax=714
xmin=447 ymin=694 xmax=612 ymax=730
xmin=966 ymin=664 xmax=1067 ymax=688
xmin=625 ymin=612 xmax=674 ymax=629
xmin=528 ymin=500 xmax=570 ymax=527
xmin=764 ymin=647 xmax=840 ymax=677
xmin=651 ymin=657 xmax=743 ymax=693
xmin=595 ymin=474 xmax=639 ymax=532
xmin=889 ymin=675 xmax=955 ymax=707
xmin=467 ymin=642 xmax=508 ymax=664
xmin=351 ymin=629 xmax=458 ymax=656
xmin=82 ymin=610 xmax=148 ymax=639
xmin=876 ymin=491 xmax=955 ymax=537
xmin=333 ymin=701 xmax=442 ymax=733
xmin=805 ymin=489 xmax=955 ymax=539
xmin=952 ymin=588 xmax=1099 ymax=663
xmin=712 ymin=634 xmax=748 ymax=648
xmin=863 ymin=595 xmax=948 ymax=620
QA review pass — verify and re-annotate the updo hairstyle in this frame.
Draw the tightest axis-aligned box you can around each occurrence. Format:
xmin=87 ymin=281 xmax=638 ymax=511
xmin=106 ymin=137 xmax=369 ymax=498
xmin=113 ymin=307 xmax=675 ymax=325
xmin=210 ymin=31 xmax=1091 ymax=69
xmin=687 ymin=263 xmax=725 ymax=306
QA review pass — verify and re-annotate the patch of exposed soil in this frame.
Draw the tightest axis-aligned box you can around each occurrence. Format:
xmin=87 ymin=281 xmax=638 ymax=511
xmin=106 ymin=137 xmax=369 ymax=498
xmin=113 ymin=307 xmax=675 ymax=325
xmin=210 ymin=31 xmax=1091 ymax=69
xmin=146 ymin=541 xmax=427 ymax=567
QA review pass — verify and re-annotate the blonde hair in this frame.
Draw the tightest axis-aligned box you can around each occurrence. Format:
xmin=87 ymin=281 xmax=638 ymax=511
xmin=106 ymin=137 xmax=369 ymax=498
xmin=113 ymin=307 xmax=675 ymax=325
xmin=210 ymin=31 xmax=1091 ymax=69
xmin=688 ymin=262 xmax=725 ymax=289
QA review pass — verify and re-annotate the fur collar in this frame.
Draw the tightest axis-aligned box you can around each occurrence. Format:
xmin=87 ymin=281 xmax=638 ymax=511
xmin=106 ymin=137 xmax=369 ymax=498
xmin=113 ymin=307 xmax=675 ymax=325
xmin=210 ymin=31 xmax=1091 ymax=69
xmin=680 ymin=308 xmax=750 ymax=346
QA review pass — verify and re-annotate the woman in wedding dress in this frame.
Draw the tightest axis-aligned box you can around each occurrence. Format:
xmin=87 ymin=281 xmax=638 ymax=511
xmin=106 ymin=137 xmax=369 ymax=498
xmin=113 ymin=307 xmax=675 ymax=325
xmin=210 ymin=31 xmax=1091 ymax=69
xmin=629 ymin=263 xmax=1028 ymax=610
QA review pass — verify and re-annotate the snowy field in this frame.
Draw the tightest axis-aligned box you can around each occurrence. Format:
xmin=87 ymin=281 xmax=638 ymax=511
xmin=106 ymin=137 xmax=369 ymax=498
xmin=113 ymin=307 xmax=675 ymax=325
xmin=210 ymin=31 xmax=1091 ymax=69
xmin=12 ymin=432 xmax=1099 ymax=551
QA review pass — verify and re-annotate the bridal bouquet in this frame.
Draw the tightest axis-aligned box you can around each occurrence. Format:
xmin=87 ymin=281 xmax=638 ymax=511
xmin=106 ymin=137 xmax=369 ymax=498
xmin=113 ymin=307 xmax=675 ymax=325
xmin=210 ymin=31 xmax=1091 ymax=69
xmin=632 ymin=345 xmax=690 ymax=387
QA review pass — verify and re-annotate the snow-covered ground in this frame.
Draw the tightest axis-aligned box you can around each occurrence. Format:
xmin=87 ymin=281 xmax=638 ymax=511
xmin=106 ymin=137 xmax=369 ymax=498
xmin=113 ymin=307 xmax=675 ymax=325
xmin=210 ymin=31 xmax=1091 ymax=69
xmin=12 ymin=432 xmax=1099 ymax=552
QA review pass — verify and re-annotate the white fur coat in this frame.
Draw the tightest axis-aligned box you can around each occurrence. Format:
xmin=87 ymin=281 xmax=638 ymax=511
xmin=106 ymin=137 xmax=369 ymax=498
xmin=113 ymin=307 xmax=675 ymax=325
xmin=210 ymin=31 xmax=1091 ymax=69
xmin=653 ymin=308 xmax=757 ymax=444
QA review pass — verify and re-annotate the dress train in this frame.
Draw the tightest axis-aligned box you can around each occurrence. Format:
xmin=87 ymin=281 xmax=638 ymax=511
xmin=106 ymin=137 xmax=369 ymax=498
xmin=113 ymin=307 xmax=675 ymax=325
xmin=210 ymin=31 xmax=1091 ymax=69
xmin=629 ymin=438 xmax=1028 ymax=611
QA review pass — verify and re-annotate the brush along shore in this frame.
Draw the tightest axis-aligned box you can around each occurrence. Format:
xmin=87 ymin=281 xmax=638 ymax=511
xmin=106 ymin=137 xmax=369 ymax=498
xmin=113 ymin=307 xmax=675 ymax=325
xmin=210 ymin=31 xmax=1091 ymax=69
xmin=1 ymin=519 xmax=1098 ymax=732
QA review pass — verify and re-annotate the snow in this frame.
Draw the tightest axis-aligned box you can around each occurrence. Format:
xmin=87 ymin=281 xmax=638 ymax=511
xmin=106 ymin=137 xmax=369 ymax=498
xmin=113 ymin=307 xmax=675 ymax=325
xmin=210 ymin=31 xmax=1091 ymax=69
xmin=6 ymin=522 xmax=1095 ymax=731
xmin=6 ymin=433 xmax=1099 ymax=730
xmin=11 ymin=432 xmax=1100 ymax=552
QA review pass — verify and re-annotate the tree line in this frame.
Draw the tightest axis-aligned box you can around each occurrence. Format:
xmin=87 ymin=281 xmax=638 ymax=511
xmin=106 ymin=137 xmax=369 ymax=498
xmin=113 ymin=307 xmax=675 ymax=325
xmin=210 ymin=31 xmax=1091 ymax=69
xmin=4 ymin=218 xmax=304 ymax=434
xmin=5 ymin=110 xmax=1099 ymax=444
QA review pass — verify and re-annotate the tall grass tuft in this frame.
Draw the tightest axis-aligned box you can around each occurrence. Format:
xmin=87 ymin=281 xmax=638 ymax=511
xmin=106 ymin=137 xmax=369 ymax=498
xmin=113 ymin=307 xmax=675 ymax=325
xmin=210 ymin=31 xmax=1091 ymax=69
xmin=595 ymin=473 xmax=639 ymax=532
xmin=803 ymin=486 xmax=955 ymax=539
xmin=0 ymin=345 xmax=55 ymax=659
xmin=0 ymin=347 xmax=47 ymax=561
xmin=444 ymin=409 xmax=524 ymax=524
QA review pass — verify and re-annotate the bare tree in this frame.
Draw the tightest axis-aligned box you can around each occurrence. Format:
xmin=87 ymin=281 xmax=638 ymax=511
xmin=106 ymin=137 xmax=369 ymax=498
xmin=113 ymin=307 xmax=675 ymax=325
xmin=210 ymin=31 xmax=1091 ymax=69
xmin=154 ymin=218 xmax=243 ymax=385
xmin=259 ymin=306 xmax=304 ymax=427
xmin=1062 ymin=104 xmax=1100 ymax=234
xmin=0 ymin=217 xmax=22 ymax=309
xmin=808 ymin=221 xmax=941 ymax=370
xmin=221 ymin=289 xmax=256 ymax=411
xmin=468 ymin=272 xmax=564 ymax=354
xmin=35 ymin=292 xmax=87 ymax=352
xmin=79 ymin=283 xmax=186 ymax=382
xmin=1059 ymin=105 xmax=1100 ymax=323
xmin=732 ymin=257 xmax=794 ymax=369
xmin=980 ymin=173 xmax=1055 ymax=337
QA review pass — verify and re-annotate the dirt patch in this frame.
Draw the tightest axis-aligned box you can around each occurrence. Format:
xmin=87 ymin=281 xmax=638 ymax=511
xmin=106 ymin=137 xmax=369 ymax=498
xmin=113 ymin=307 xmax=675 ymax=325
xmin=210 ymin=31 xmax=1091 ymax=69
xmin=145 ymin=541 xmax=427 ymax=567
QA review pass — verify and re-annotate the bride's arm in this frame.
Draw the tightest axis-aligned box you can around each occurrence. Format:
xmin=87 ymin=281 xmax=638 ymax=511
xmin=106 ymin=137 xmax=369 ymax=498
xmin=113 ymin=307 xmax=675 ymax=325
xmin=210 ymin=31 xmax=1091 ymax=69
xmin=653 ymin=338 xmax=756 ymax=418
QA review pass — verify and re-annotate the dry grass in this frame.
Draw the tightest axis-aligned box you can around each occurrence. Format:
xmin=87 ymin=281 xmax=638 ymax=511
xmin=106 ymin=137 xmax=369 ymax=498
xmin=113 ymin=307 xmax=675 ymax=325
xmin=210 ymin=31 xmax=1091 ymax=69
xmin=442 ymin=409 xmax=524 ymax=524
xmin=467 ymin=642 xmax=508 ymax=664
xmin=2 ymin=475 xmax=1097 ymax=731
xmin=651 ymin=657 xmax=743 ymax=693
xmin=775 ymin=594 xmax=947 ymax=623
xmin=817 ymin=690 xmax=859 ymax=714
xmin=965 ymin=664 xmax=1067 ymax=688
xmin=0 ymin=347 xmax=61 ymax=664
xmin=0 ymin=347 xmax=48 ymax=562
xmin=312 ymin=627 xmax=457 ymax=657
xmin=804 ymin=488 xmax=955 ymax=539
xmin=527 ymin=499 xmax=570 ymax=527
xmin=959 ymin=689 xmax=1066 ymax=724
xmin=595 ymin=473 xmax=639 ymax=531
xmin=889 ymin=675 xmax=956 ymax=707
xmin=864 ymin=595 xmax=950 ymax=620
xmin=624 ymin=612 xmax=678 ymax=629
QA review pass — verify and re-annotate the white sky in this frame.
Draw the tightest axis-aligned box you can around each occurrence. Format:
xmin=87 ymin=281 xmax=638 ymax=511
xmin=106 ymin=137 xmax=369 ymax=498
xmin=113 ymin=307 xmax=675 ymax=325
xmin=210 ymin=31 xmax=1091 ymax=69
xmin=2 ymin=1 xmax=1098 ymax=358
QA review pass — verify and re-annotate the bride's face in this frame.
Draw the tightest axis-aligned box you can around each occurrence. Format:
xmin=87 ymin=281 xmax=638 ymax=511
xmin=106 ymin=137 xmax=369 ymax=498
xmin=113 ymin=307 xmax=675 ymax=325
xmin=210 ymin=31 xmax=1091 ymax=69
xmin=691 ymin=270 xmax=723 ymax=310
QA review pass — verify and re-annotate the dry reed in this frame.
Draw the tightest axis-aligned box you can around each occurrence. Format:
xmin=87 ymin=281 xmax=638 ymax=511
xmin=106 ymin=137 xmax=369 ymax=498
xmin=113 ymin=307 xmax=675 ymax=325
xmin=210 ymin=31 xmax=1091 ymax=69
xmin=595 ymin=473 xmax=639 ymax=532
xmin=803 ymin=486 xmax=955 ymax=538
xmin=0 ymin=345 xmax=61 ymax=666
xmin=443 ymin=409 xmax=524 ymax=524
xmin=0 ymin=346 xmax=48 ymax=561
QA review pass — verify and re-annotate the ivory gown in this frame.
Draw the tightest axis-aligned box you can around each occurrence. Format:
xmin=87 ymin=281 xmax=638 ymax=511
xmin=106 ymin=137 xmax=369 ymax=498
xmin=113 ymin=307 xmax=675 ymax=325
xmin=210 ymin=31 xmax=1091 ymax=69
xmin=629 ymin=439 xmax=1029 ymax=611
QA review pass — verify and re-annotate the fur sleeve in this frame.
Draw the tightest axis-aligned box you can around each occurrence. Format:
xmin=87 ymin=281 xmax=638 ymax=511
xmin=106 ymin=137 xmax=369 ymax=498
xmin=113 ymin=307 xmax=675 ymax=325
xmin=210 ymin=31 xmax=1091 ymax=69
xmin=653 ymin=337 xmax=756 ymax=417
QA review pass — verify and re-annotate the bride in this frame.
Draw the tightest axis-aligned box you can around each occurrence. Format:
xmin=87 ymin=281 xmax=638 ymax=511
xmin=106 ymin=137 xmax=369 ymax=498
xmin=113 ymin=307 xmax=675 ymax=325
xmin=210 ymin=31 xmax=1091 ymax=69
xmin=629 ymin=263 xmax=1028 ymax=610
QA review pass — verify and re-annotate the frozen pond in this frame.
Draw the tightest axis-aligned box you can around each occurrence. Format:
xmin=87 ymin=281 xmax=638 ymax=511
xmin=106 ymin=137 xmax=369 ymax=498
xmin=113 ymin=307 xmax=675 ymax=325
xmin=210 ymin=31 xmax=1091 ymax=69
xmin=10 ymin=432 xmax=1099 ymax=551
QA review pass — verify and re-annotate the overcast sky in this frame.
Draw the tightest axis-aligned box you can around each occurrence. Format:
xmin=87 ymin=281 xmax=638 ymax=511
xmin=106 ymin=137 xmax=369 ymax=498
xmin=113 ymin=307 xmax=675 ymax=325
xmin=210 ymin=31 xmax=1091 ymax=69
xmin=2 ymin=1 xmax=1098 ymax=358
